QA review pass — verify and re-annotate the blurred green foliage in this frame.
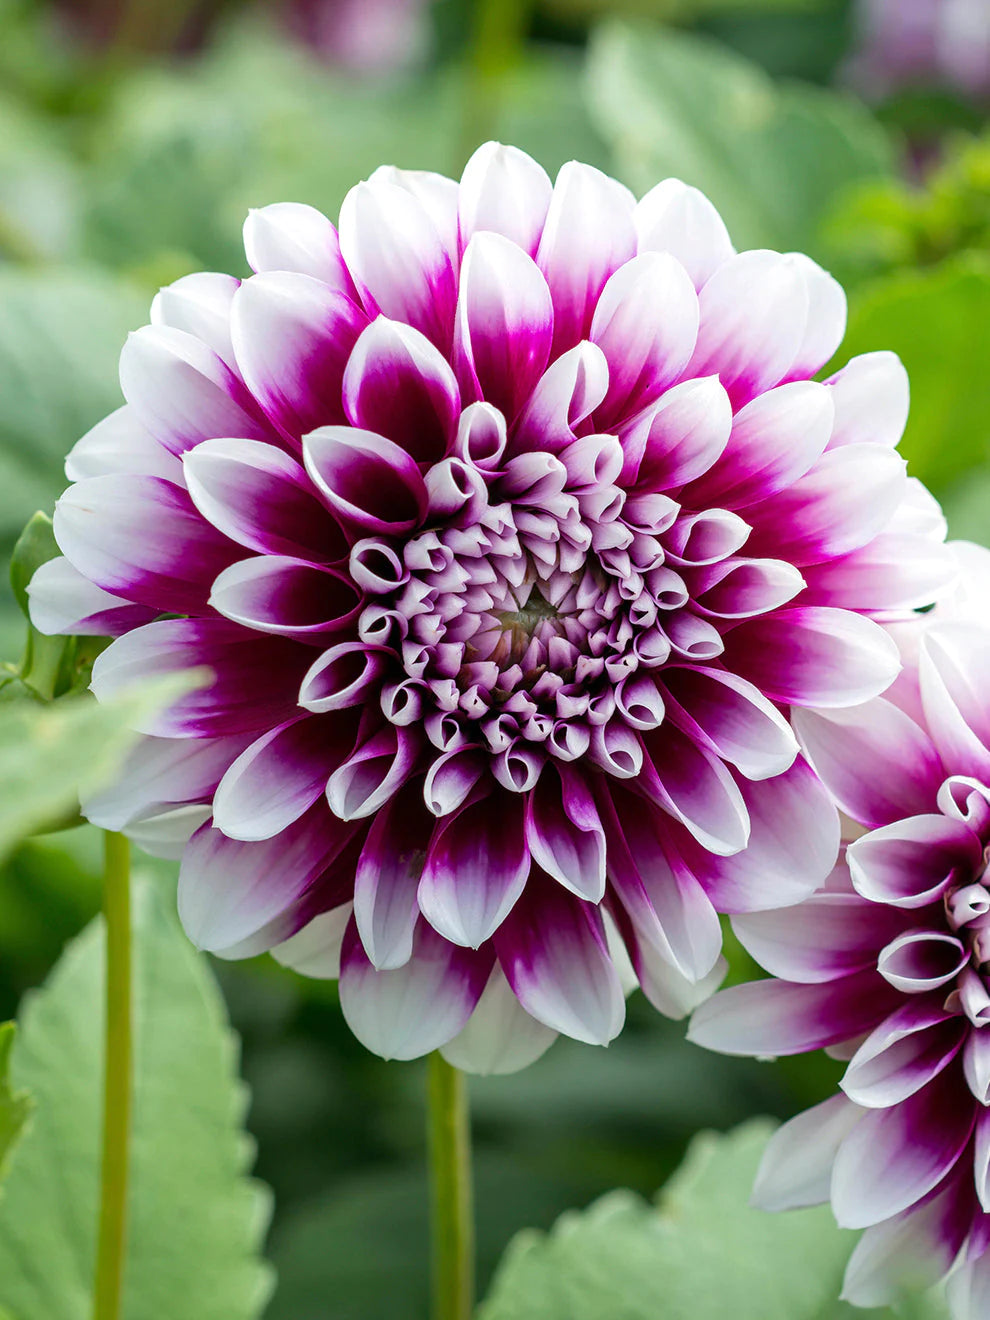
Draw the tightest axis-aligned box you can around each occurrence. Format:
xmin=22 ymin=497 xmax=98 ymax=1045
xmin=0 ymin=1024 xmax=32 ymax=1187
xmin=586 ymin=19 xmax=891 ymax=259
xmin=0 ymin=877 xmax=273 ymax=1320
xmin=829 ymin=130 xmax=990 ymax=280
xmin=0 ymin=0 xmax=987 ymax=1314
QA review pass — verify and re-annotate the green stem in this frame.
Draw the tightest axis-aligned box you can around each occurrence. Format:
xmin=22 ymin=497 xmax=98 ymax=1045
xmin=93 ymin=832 xmax=132 ymax=1320
xmin=460 ymin=0 xmax=532 ymax=166
xmin=428 ymin=1052 xmax=475 ymax=1320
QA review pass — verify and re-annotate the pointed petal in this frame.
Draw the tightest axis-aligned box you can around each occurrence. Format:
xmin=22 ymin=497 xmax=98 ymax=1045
xmin=590 ymin=252 xmax=699 ymax=425
xmin=418 ymin=789 xmax=529 ymax=947
xmin=634 ymin=177 xmax=734 ymax=287
xmin=151 ymin=271 xmax=238 ymax=362
xmin=230 ymin=270 xmax=366 ymax=438
xmin=212 ymin=716 xmax=344 ymax=841
xmin=847 ymin=814 xmax=982 ymax=908
xmin=512 ymin=342 xmax=609 ymax=455
xmin=353 ymin=784 xmax=433 ymax=969
xmin=747 ymin=443 xmax=907 ymax=567
xmin=621 ymin=375 xmax=731 ymax=491
xmin=65 ymin=405 xmax=181 ymax=483
xmin=90 ymin=618 xmax=311 ymax=737
xmin=458 ymin=141 xmax=552 ymax=256
xmin=842 ymin=1004 xmax=965 ymax=1108
xmin=209 ymin=555 xmax=361 ymax=639
xmin=440 ymin=966 xmax=558 ymax=1075
xmin=119 ymin=324 xmax=269 ymax=455
xmin=630 ymin=936 xmax=727 ymax=1019
xmin=338 ymin=177 xmax=457 ymax=348
xmin=303 ymin=424 xmax=428 ymax=535
xmin=494 ymin=877 xmax=625 ymax=1045
xmin=525 ymin=764 xmax=606 ymax=902
xmin=784 ymin=253 xmax=846 ymax=380
xmin=686 ymin=250 xmax=810 ymax=406
xmin=752 ymin=1095 xmax=864 ymax=1212
xmin=726 ymin=607 xmax=901 ymax=708
xmin=326 ymin=723 xmax=421 ymax=820
xmin=603 ymin=784 xmax=724 ymax=982
xmin=343 ymin=316 xmax=459 ymax=464
xmin=83 ymin=731 xmax=249 ymax=831
xmin=688 ymin=968 xmax=897 ymax=1056
xmin=27 ymin=556 xmax=157 ymax=637
xmin=53 ymin=474 xmax=237 ymax=614
xmin=843 ymin=1174 xmax=974 ymax=1308
xmin=688 ymin=380 xmax=833 ymax=509
xmin=794 ymin=698 xmax=943 ymax=830
xmin=178 ymin=805 xmax=352 ymax=954
xmin=688 ymin=756 xmax=840 ymax=913
xmin=272 ymin=903 xmax=353 ymax=979
xmin=662 ymin=666 xmax=798 ymax=782
xmin=243 ymin=202 xmax=354 ymax=290
xmin=831 ymin=1068 xmax=976 ymax=1229
xmin=826 ymin=350 xmax=909 ymax=450
xmin=453 ymin=231 xmax=553 ymax=421
xmin=537 ymin=161 xmax=637 ymax=354
xmin=921 ymin=622 xmax=990 ymax=780
xmin=733 ymin=891 xmax=902 ymax=984
xmin=639 ymin=723 xmax=750 ymax=856
xmin=339 ymin=914 xmax=492 ymax=1060
xmin=183 ymin=437 xmax=344 ymax=560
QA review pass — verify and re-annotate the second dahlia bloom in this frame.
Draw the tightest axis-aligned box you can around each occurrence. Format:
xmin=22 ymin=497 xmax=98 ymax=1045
xmin=848 ymin=0 xmax=990 ymax=103
xmin=29 ymin=143 xmax=949 ymax=1071
xmin=690 ymin=543 xmax=990 ymax=1317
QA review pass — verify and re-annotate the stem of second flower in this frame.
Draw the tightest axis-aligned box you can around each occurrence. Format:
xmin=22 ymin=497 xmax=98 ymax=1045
xmin=428 ymin=1051 xmax=475 ymax=1320
xmin=92 ymin=831 xmax=133 ymax=1320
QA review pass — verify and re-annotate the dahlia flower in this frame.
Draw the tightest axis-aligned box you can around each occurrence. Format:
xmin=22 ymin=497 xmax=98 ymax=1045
xmin=690 ymin=542 xmax=990 ymax=1317
xmin=848 ymin=0 xmax=990 ymax=102
xmin=30 ymin=142 xmax=950 ymax=1072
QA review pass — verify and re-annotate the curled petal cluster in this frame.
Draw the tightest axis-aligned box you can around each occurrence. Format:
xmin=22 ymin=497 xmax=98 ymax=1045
xmin=691 ymin=543 xmax=990 ymax=1318
xmin=31 ymin=142 xmax=951 ymax=1071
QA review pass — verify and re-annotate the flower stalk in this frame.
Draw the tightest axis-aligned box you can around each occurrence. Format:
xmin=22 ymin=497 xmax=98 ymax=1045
xmin=92 ymin=831 xmax=133 ymax=1320
xmin=428 ymin=1052 xmax=474 ymax=1320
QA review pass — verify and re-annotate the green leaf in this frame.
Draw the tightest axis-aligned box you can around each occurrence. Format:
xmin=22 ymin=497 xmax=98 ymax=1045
xmin=0 ymin=829 xmax=103 ymax=1015
xmin=0 ymin=267 xmax=146 ymax=661
xmin=584 ymin=21 xmax=893 ymax=260
xmin=0 ymin=678 xmax=194 ymax=860
xmin=0 ymin=1024 xmax=31 ymax=1187
xmin=838 ymin=253 xmax=990 ymax=497
xmin=9 ymin=511 xmax=59 ymax=623
xmin=0 ymin=876 xmax=273 ymax=1320
xmin=0 ymin=91 xmax=80 ymax=264
xmin=80 ymin=20 xmax=609 ymax=279
xmin=267 ymin=1150 xmax=586 ymax=1320
xmin=7 ymin=509 xmax=76 ymax=699
xmin=0 ymin=267 xmax=145 ymax=551
xmin=479 ymin=1121 xmax=950 ymax=1320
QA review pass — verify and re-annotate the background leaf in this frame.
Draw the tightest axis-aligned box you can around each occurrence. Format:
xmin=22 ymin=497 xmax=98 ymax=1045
xmin=0 ymin=1024 xmax=32 ymax=1187
xmin=0 ymin=267 xmax=146 ymax=659
xmin=585 ymin=20 xmax=892 ymax=259
xmin=0 ymin=876 xmax=273 ymax=1320
xmin=478 ymin=1121 xmax=951 ymax=1320
xmin=0 ymin=678 xmax=194 ymax=860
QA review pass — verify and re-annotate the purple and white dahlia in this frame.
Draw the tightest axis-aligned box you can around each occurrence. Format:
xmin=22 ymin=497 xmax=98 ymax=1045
xmin=690 ymin=543 xmax=990 ymax=1317
xmin=30 ymin=143 xmax=950 ymax=1072
xmin=847 ymin=0 xmax=990 ymax=103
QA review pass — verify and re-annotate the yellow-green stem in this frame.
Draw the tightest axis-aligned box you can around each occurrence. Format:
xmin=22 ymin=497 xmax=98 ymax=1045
xmin=428 ymin=1052 xmax=474 ymax=1320
xmin=92 ymin=832 xmax=132 ymax=1320
xmin=460 ymin=0 xmax=532 ymax=165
